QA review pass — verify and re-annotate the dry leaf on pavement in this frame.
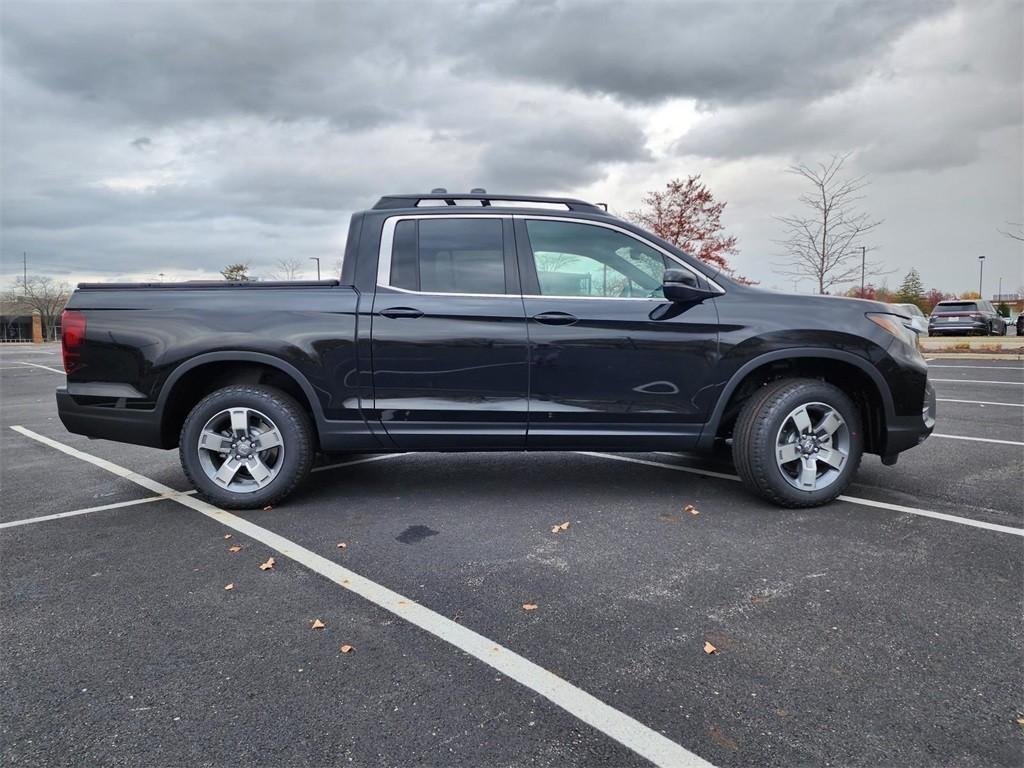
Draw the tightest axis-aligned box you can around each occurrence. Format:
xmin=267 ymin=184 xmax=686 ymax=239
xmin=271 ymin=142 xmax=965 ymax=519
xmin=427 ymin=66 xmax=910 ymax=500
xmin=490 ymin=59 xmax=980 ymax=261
xmin=224 ymin=583 xmax=234 ymax=591
xmin=685 ymin=504 xmax=700 ymax=516
xmin=263 ymin=505 xmax=273 ymax=511
xmin=550 ymin=522 xmax=570 ymax=533
xmin=340 ymin=644 xmax=354 ymax=653
xmin=522 ymin=603 xmax=538 ymax=611
xmin=228 ymin=545 xmax=243 ymax=553
xmin=336 ymin=542 xmax=347 ymax=549
xmin=259 ymin=557 xmax=276 ymax=571
xmin=703 ymin=640 xmax=717 ymax=654
xmin=311 ymin=618 xmax=326 ymax=630
xmin=223 ymin=534 xmax=232 ymax=539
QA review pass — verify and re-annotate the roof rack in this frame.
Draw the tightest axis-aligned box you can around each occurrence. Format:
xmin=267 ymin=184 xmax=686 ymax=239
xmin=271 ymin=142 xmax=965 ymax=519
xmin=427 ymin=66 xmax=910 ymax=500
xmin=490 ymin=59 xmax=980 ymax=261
xmin=372 ymin=192 xmax=606 ymax=213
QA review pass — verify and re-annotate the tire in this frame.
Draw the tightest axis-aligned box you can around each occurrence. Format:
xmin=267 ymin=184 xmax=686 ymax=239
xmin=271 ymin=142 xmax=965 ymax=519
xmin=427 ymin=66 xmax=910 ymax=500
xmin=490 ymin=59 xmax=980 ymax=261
xmin=732 ymin=378 xmax=863 ymax=508
xmin=180 ymin=384 xmax=314 ymax=509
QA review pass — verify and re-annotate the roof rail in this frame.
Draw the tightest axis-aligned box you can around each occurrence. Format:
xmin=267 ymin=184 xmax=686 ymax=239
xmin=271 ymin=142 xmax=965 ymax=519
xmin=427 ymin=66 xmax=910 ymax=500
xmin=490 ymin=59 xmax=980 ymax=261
xmin=371 ymin=193 xmax=606 ymax=213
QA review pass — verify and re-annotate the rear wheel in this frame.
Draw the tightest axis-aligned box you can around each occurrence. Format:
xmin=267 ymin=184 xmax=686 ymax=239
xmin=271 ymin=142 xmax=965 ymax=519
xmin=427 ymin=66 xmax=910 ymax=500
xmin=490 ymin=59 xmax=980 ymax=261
xmin=733 ymin=378 xmax=863 ymax=508
xmin=180 ymin=384 xmax=314 ymax=509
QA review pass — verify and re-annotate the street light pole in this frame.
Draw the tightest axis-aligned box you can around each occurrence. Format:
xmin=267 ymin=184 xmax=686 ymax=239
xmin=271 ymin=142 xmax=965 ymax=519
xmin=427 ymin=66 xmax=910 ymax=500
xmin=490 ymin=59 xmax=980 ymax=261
xmin=310 ymin=257 xmax=321 ymax=281
xmin=860 ymin=245 xmax=866 ymax=296
xmin=977 ymin=255 xmax=985 ymax=298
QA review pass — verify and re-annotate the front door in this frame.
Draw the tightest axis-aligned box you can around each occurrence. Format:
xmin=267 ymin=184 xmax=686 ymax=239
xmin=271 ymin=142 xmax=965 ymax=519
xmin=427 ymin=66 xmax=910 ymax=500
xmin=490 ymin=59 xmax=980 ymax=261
xmin=516 ymin=217 xmax=721 ymax=450
xmin=370 ymin=215 xmax=529 ymax=449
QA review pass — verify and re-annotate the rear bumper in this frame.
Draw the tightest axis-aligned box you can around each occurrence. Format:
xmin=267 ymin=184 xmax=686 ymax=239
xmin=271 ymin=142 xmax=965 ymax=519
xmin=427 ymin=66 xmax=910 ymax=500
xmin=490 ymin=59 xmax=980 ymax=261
xmin=929 ymin=321 xmax=986 ymax=335
xmin=56 ymin=387 xmax=165 ymax=449
xmin=883 ymin=380 xmax=935 ymax=456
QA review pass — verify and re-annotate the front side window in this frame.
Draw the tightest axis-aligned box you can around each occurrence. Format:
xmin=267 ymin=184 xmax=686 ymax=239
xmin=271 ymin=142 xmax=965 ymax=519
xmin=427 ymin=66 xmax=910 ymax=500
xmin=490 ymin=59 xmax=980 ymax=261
xmin=389 ymin=218 xmax=505 ymax=294
xmin=524 ymin=220 xmax=669 ymax=298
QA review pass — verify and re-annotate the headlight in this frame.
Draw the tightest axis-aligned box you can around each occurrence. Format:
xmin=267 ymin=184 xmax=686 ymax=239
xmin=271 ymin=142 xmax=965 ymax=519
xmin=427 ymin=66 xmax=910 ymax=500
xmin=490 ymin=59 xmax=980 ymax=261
xmin=866 ymin=312 xmax=920 ymax=348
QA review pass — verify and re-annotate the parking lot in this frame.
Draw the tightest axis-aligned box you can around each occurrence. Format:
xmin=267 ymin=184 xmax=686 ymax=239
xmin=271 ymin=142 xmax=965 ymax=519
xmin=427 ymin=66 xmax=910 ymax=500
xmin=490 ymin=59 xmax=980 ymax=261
xmin=1 ymin=343 xmax=1021 ymax=767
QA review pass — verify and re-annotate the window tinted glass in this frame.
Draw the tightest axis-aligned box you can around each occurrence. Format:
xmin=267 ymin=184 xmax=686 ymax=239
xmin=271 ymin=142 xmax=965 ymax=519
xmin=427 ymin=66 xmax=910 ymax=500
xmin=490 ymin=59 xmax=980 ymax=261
xmin=389 ymin=218 xmax=505 ymax=294
xmin=937 ymin=302 xmax=978 ymax=312
xmin=525 ymin=220 xmax=668 ymax=298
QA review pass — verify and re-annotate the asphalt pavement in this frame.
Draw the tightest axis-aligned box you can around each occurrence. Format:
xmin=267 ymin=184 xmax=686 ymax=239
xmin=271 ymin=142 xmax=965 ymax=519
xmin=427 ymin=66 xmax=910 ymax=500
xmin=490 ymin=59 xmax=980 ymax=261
xmin=1 ymin=344 xmax=1021 ymax=767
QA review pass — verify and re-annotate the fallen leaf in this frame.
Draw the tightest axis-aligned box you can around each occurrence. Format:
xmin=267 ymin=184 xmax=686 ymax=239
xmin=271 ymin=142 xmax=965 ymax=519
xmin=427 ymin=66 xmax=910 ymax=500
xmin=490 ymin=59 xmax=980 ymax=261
xmin=263 ymin=505 xmax=273 ymax=511
xmin=550 ymin=521 xmax=570 ymax=533
xmin=259 ymin=557 xmax=276 ymax=571
xmin=1017 ymin=716 xmax=1024 ymax=726
xmin=522 ymin=603 xmax=538 ymax=611
xmin=224 ymin=583 xmax=234 ymax=591
xmin=311 ymin=618 xmax=325 ymax=630
xmin=685 ymin=504 xmax=700 ymax=516
xmin=703 ymin=641 xmax=717 ymax=654
xmin=223 ymin=534 xmax=232 ymax=540
xmin=708 ymin=725 xmax=738 ymax=752
xmin=336 ymin=542 xmax=347 ymax=549
xmin=228 ymin=545 xmax=243 ymax=553
xmin=340 ymin=644 xmax=354 ymax=654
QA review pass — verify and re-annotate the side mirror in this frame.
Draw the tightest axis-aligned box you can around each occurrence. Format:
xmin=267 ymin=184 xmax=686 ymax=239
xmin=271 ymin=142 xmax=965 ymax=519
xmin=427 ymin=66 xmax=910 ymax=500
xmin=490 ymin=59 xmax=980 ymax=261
xmin=662 ymin=269 xmax=717 ymax=303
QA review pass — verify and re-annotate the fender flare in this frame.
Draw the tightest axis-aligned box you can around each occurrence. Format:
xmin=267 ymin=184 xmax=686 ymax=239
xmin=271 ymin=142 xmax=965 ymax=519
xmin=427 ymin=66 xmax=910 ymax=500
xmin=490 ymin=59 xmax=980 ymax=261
xmin=156 ymin=351 xmax=327 ymax=426
xmin=698 ymin=348 xmax=894 ymax=449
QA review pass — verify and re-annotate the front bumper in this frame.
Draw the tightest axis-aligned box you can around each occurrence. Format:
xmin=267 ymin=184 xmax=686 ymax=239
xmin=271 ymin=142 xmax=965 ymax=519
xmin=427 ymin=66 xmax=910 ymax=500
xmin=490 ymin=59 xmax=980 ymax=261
xmin=56 ymin=387 xmax=165 ymax=448
xmin=883 ymin=379 xmax=935 ymax=456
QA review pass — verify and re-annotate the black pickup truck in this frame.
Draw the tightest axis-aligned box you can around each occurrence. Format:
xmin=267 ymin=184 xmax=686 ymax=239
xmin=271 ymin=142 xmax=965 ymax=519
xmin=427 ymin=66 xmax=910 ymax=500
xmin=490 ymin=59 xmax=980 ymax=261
xmin=57 ymin=192 xmax=935 ymax=509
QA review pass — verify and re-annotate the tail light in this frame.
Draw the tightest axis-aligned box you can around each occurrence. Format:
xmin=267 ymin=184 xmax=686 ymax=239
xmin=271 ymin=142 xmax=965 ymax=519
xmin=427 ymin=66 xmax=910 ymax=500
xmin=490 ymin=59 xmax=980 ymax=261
xmin=61 ymin=309 xmax=86 ymax=374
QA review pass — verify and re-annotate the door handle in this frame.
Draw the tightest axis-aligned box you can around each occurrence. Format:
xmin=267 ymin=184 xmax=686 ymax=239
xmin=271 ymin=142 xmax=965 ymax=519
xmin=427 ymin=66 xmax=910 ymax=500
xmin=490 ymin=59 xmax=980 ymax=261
xmin=379 ymin=307 xmax=424 ymax=319
xmin=531 ymin=311 xmax=578 ymax=326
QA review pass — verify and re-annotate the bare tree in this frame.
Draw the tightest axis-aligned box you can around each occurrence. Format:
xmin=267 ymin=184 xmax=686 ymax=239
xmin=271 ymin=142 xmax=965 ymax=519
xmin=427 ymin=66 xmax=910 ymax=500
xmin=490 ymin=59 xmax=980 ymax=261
xmin=3 ymin=276 xmax=70 ymax=340
xmin=269 ymin=257 xmax=303 ymax=281
xmin=774 ymin=153 xmax=886 ymax=294
xmin=998 ymin=222 xmax=1024 ymax=242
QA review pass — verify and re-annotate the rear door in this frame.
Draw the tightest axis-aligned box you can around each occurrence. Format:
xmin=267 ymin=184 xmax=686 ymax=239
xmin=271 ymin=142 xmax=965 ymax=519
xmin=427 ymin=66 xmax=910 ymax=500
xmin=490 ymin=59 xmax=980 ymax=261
xmin=369 ymin=214 xmax=529 ymax=449
xmin=516 ymin=216 xmax=721 ymax=450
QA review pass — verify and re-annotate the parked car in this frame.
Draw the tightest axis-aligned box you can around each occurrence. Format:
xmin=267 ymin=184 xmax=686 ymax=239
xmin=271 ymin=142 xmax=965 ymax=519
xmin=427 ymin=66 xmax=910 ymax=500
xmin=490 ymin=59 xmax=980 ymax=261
xmin=928 ymin=300 xmax=1007 ymax=336
xmin=893 ymin=303 xmax=928 ymax=335
xmin=55 ymin=191 xmax=935 ymax=510
xmin=1015 ymin=313 xmax=1023 ymax=337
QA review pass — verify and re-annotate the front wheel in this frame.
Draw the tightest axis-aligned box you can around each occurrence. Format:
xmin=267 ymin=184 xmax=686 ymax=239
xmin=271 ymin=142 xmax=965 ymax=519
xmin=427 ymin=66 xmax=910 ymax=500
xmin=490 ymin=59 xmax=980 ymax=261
xmin=180 ymin=384 xmax=314 ymax=509
xmin=732 ymin=379 xmax=863 ymax=508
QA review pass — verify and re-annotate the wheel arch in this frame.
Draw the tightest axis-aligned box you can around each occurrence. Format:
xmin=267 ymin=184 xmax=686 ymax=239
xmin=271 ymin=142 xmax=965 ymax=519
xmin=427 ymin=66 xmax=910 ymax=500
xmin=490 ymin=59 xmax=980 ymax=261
xmin=700 ymin=349 xmax=894 ymax=455
xmin=157 ymin=352 xmax=325 ymax=448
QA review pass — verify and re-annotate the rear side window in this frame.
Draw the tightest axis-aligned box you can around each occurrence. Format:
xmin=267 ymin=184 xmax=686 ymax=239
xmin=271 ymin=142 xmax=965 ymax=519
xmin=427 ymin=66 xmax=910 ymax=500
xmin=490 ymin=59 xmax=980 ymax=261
xmin=389 ymin=218 xmax=505 ymax=294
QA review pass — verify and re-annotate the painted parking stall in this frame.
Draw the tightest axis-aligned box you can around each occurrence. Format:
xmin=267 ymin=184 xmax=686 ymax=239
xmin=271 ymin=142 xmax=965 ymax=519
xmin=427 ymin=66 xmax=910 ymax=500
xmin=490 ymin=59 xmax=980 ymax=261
xmin=1 ymin=352 xmax=1022 ymax=767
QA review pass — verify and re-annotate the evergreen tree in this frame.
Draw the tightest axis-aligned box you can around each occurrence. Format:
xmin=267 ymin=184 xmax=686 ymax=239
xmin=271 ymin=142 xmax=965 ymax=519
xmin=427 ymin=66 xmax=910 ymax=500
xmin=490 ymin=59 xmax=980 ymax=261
xmin=896 ymin=268 xmax=924 ymax=307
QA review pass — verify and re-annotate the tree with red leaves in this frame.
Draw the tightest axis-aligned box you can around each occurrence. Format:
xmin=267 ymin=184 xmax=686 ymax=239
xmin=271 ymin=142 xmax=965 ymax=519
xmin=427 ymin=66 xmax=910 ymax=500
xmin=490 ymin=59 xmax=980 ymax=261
xmin=628 ymin=175 xmax=747 ymax=282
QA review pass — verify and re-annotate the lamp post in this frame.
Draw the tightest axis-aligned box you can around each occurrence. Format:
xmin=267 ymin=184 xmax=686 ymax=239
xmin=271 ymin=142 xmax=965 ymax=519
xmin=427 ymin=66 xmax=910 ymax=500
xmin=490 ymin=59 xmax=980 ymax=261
xmin=860 ymin=245 xmax=866 ymax=296
xmin=977 ymin=255 xmax=985 ymax=298
xmin=310 ymin=257 xmax=321 ymax=281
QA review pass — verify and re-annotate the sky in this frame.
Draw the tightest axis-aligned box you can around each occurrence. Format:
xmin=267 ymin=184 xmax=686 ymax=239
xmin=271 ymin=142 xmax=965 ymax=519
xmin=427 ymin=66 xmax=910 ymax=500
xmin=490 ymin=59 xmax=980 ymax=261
xmin=1 ymin=0 xmax=1021 ymax=295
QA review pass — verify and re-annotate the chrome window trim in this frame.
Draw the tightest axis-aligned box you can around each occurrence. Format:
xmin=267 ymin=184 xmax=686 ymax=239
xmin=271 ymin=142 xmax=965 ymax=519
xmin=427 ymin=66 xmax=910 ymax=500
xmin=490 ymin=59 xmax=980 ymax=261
xmin=375 ymin=212 xmax=725 ymax=299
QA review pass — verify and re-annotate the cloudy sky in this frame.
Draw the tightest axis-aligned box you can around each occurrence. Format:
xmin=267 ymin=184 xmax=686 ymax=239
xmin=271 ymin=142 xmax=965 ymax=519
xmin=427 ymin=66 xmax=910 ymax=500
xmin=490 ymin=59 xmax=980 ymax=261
xmin=1 ymin=0 xmax=1021 ymax=294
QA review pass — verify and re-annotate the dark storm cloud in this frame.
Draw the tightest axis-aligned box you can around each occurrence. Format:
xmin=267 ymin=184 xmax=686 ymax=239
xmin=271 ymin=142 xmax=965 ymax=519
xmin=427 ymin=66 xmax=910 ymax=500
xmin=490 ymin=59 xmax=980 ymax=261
xmin=462 ymin=0 xmax=951 ymax=105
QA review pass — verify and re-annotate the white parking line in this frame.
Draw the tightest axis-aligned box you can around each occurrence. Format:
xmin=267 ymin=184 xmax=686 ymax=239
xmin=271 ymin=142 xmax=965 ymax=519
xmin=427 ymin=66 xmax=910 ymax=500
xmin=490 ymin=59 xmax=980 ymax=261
xmin=929 ymin=365 xmax=1024 ymax=370
xmin=0 ymin=491 xmax=197 ymax=530
xmin=931 ymin=378 xmax=1023 ymax=385
xmin=14 ymin=361 xmax=65 ymax=374
xmin=937 ymin=398 xmax=1024 ymax=408
xmin=933 ymin=433 xmax=1024 ymax=447
xmin=7 ymin=426 xmax=714 ymax=768
xmin=312 ymin=453 xmax=410 ymax=474
xmin=592 ymin=452 xmax=1024 ymax=537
